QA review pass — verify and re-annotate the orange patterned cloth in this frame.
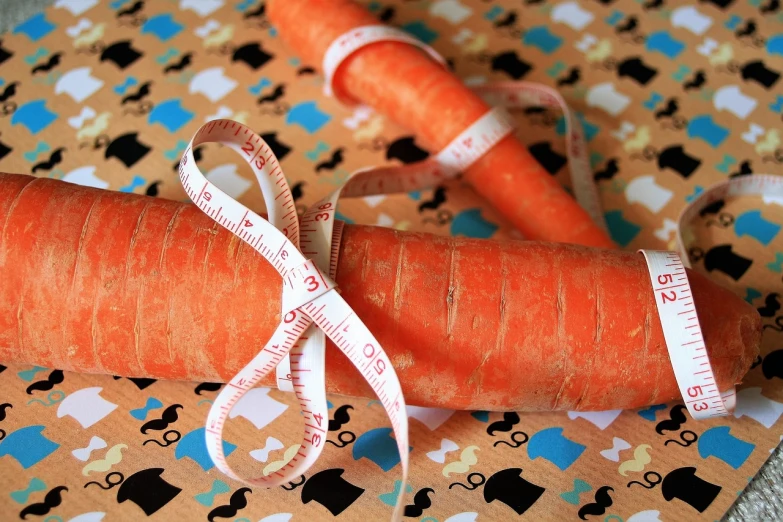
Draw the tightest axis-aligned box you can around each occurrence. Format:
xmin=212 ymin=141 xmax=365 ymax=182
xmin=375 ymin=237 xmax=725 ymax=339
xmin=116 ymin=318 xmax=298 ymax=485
xmin=0 ymin=0 xmax=782 ymax=520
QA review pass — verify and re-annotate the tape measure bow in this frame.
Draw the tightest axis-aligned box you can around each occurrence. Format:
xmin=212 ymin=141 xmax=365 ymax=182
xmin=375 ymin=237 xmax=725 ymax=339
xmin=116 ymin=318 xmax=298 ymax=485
xmin=178 ymin=119 xmax=410 ymax=520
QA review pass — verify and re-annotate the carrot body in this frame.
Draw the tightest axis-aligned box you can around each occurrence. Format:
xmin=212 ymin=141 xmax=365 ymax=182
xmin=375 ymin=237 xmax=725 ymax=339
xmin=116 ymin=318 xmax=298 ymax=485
xmin=0 ymin=174 xmax=759 ymax=411
xmin=267 ymin=0 xmax=615 ymax=249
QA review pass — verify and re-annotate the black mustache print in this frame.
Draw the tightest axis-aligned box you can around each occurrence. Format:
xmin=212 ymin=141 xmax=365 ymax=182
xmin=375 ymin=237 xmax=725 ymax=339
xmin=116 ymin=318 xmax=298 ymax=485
xmin=615 ymin=16 xmax=639 ymax=34
xmin=656 ymin=404 xmax=688 ymax=435
xmin=419 ymin=186 xmax=447 ymax=212
xmin=0 ymin=402 xmax=11 ymax=421
xmin=762 ymin=349 xmax=783 ymax=380
xmin=0 ymin=363 xmax=6 ymax=374
xmin=494 ymin=11 xmax=518 ymax=29
xmin=487 ymin=412 xmax=520 ymax=436
xmin=594 ymin=158 xmax=620 ymax=181
xmin=654 ymin=98 xmax=680 ymax=120
xmin=735 ymin=19 xmax=758 ymax=38
xmin=557 ymin=66 xmax=581 ymax=86
xmin=258 ymin=84 xmax=286 ymax=104
xmin=145 ymin=180 xmax=162 ymax=197
xmin=243 ymin=2 xmax=265 ymax=18
xmin=291 ymin=181 xmax=305 ymax=201
xmin=578 ymin=486 xmax=614 ymax=520
xmin=699 ymin=199 xmax=726 ymax=216
xmin=297 ymin=66 xmax=316 ymax=76
xmin=31 ymin=52 xmax=62 ymax=74
xmin=140 ymin=404 xmax=183 ymax=433
xmin=194 ymin=382 xmax=222 ymax=395
xmin=328 ymin=405 xmax=353 ymax=431
xmin=403 ymin=487 xmax=434 ymax=517
xmin=32 ymin=147 xmax=65 ymax=173
xmin=163 ymin=52 xmax=192 ymax=73
xmin=761 ymin=0 xmax=780 ymax=13
xmin=683 ymin=70 xmax=707 ymax=91
xmin=172 ymin=145 xmax=204 ymax=172
xmin=0 ymin=81 xmax=18 ymax=102
xmin=122 ymin=81 xmax=152 ymax=104
xmin=117 ymin=0 xmax=144 ymax=17
xmin=379 ymin=6 xmax=395 ymax=22
xmin=643 ymin=0 xmax=665 ymax=9
xmin=316 ymin=148 xmax=344 ymax=172
xmin=730 ymin=160 xmax=753 ymax=178
xmin=19 ymin=486 xmax=67 ymax=520
xmin=523 ymin=106 xmax=550 ymax=118
xmin=208 ymin=488 xmax=252 ymax=521
xmin=26 ymin=370 xmax=64 ymax=395
xmin=758 ymin=293 xmax=781 ymax=317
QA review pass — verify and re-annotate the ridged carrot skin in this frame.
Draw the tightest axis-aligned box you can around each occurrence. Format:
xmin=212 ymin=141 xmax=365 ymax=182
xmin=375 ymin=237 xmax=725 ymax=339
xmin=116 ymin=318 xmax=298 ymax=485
xmin=0 ymin=174 xmax=760 ymax=411
xmin=267 ymin=0 xmax=616 ymax=249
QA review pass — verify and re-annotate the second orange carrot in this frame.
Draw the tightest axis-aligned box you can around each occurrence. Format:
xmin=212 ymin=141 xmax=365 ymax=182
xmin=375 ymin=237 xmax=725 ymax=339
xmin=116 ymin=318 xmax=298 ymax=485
xmin=267 ymin=0 xmax=616 ymax=249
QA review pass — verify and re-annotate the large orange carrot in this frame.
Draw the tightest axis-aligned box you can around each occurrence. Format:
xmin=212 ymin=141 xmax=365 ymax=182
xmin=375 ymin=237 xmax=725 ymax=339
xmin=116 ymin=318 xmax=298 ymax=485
xmin=0 ymin=174 xmax=759 ymax=411
xmin=267 ymin=0 xmax=616 ymax=249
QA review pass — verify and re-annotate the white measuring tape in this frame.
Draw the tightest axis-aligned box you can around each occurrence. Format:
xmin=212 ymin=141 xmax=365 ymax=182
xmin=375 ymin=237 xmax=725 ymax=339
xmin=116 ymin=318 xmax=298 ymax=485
xmin=641 ymin=175 xmax=783 ymax=418
xmin=179 ymin=120 xmax=410 ymax=518
xmin=322 ymin=25 xmax=447 ymax=101
xmin=178 ymin=25 xmax=777 ymax=520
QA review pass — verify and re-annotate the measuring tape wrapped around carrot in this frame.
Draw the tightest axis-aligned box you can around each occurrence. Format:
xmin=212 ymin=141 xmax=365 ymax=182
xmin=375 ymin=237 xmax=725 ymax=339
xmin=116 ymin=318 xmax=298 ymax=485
xmin=0 ymin=170 xmax=760 ymax=412
xmin=266 ymin=0 xmax=616 ymax=249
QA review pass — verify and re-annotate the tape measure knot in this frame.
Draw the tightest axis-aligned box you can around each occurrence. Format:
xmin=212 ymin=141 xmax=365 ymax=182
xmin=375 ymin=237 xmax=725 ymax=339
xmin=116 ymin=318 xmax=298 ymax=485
xmin=281 ymin=259 xmax=338 ymax=313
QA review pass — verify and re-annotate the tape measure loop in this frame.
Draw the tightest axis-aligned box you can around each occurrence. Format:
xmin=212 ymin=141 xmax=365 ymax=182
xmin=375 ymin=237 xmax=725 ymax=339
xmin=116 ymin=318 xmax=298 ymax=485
xmin=180 ymin=117 xmax=410 ymax=519
xmin=639 ymin=249 xmax=734 ymax=420
xmin=323 ymin=25 xmax=447 ymax=105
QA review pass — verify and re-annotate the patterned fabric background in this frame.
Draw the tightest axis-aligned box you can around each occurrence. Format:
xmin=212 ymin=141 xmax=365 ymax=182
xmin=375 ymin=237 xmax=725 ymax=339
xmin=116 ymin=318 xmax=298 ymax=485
xmin=0 ymin=0 xmax=782 ymax=520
